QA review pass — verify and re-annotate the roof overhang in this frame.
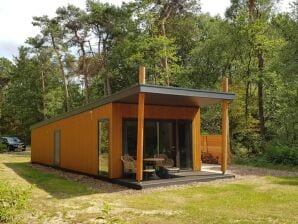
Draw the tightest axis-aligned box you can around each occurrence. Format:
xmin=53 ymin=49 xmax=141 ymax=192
xmin=31 ymin=84 xmax=235 ymax=129
xmin=115 ymin=84 xmax=235 ymax=107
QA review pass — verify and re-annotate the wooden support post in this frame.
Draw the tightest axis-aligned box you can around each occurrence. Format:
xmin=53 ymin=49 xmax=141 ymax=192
xmin=136 ymin=65 xmax=145 ymax=182
xmin=139 ymin=65 xmax=146 ymax=85
xmin=221 ymin=78 xmax=229 ymax=174
xmin=192 ymin=107 xmax=201 ymax=171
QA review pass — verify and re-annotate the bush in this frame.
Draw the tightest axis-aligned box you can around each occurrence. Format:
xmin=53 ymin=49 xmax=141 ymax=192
xmin=264 ymin=143 xmax=298 ymax=166
xmin=0 ymin=182 xmax=31 ymax=222
xmin=0 ymin=143 xmax=7 ymax=153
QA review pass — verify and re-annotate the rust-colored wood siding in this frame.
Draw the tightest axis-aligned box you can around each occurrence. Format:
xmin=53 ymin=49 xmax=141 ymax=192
xmin=201 ymin=135 xmax=222 ymax=164
xmin=31 ymin=104 xmax=112 ymax=175
xmin=110 ymin=103 xmax=198 ymax=178
xmin=32 ymin=102 xmax=200 ymax=179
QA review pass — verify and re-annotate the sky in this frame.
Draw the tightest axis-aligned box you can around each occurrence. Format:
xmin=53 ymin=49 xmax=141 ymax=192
xmin=0 ymin=0 xmax=293 ymax=60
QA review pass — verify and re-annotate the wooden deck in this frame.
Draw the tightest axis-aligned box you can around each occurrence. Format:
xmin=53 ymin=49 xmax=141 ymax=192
xmin=113 ymin=170 xmax=235 ymax=190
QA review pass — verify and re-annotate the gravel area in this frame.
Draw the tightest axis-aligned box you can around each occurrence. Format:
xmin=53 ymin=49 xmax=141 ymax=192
xmin=30 ymin=163 xmax=298 ymax=194
xmin=31 ymin=164 xmax=128 ymax=193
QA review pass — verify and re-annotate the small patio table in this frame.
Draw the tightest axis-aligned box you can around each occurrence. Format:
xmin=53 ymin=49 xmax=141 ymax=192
xmin=143 ymin=157 xmax=164 ymax=168
xmin=143 ymin=158 xmax=165 ymax=179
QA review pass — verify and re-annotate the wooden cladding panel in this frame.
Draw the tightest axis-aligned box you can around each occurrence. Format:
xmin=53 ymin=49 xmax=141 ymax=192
xmin=201 ymin=135 xmax=222 ymax=164
xmin=32 ymin=102 xmax=200 ymax=179
xmin=192 ymin=107 xmax=201 ymax=171
xmin=31 ymin=104 xmax=112 ymax=175
xmin=221 ymin=78 xmax=229 ymax=173
xmin=31 ymin=126 xmax=54 ymax=165
xmin=136 ymin=93 xmax=145 ymax=181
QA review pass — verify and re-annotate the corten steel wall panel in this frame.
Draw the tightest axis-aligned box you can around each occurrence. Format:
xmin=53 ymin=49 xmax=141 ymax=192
xmin=110 ymin=103 xmax=197 ymax=178
xmin=31 ymin=125 xmax=55 ymax=165
xmin=31 ymin=104 xmax=112 ymax=175
xmin=110 ymin=104 xmax=123 ymax=178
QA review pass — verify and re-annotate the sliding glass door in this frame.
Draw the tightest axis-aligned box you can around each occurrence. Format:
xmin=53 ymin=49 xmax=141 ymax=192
xmin=143 ymin=120 xmax=176 ymax=159
xmin=178 ymin=121 xmax=192 ymax=169
xmin=123 ymin=119 xmax=192 ymax=169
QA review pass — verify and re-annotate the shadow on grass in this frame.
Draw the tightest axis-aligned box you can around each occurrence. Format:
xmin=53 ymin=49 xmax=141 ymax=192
xmin=4 ymin=162 xmax=126 ymax=199
xmin=267 ymin=176 xmax=298 ymax=186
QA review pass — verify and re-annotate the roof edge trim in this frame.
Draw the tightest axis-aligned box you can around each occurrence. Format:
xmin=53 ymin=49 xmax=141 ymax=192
xmin=30 ymin=84 xmax=140 ymax=130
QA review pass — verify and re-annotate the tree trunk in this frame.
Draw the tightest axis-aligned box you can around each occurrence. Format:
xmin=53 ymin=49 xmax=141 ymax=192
xmin=248 ymin=0 xmax=255 ymax=22
xmin=103 ymin=80 xmax=107 ymax=96
xmin=245 ymin=53 xmax=252 ymax=122
xmin=40 ymin=64 xmax=46 ymax=120
xmin=75 ymin=29 xmax=89 ymax=105
xmin=106 ymin=76 xmax=112 ymax=95
xmin=248 ymin=0 xmax=266 ymax=141
xmin=257 ymin=50 xmax=266 ymax=140
xmin=51 ymin=34 xmax=69 ymax=112
xmin=245 ymin=81 xmax=250 ymax=121
xmin=81 ymin=45 xmax=89 ymax=104
xmin=161 ymin=19 xmax=170 ymax=86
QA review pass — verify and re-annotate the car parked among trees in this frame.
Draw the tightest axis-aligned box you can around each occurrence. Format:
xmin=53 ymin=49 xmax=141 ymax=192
xmin=1 ymin=137 xmax=26 ymax=151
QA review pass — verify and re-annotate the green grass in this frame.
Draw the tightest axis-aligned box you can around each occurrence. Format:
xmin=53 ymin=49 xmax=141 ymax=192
xmin=0 ymin=151 xmax=96 ymax=198
xmin=266 ymin=176 xmax=298 ymax=185
xmin=0 ymin=181 xmax=31 ymax=222
xmin=119 ymin=180 xmax=298 ymax=223
xmin=4 ymin=161 xmax=96 ymax=198
xmin=232 ymin=156 xmax=298 ymax=172
xmin=0 ymin=152 xmax=297 ymax=223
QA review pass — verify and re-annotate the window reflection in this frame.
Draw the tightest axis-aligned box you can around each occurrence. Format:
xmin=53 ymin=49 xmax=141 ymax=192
xmin=99 ymin=120 xmax=109 ymax=176
xmin=122 ymin=119 xmax=192 ymax=169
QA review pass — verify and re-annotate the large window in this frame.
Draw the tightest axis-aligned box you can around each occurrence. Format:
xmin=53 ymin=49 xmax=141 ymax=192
xmin=98 ymin=119 xmax=110 ymax=176
xmin=144 ymin=120 xmax=176 ymax=159
xmin=123 ymin=120 xmax=137 ymax=157
xmin=122 ymin=119 xmax=192 ymax=169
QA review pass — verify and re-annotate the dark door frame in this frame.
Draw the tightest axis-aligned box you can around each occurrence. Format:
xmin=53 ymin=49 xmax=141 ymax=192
xmin=53 ymin=129 xmax=61 ymax=167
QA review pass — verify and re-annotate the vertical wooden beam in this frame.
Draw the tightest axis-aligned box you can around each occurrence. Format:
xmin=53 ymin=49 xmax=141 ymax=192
xmin=139 ymin=65 xmax=146 ymax=85
xmin=192 ymin=107 xmax=201 ymax=171
xmin=136 ymin=65 xmax=146 ymax=182
xmin=221 ymin=78 xmax=229 ymax=174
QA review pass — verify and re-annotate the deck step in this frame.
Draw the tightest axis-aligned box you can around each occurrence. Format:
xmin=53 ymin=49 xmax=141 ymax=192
xmin=113 ymin=173 xmax=235 ymax=190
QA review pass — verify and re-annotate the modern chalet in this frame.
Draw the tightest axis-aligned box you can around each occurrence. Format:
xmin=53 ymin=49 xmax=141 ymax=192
xmin=31 ymin=66 xmax=235 ymax=189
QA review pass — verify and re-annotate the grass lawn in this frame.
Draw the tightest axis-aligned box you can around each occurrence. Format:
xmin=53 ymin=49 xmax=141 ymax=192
xmin=0 ymin=151 xmax=297 ymax=223
xmin=233 ymin=156 xmax=298 ymax=172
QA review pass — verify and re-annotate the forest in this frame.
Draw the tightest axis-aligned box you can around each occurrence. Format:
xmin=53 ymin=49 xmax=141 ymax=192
xmin=0 ymin=0 xmax=297 ymax=164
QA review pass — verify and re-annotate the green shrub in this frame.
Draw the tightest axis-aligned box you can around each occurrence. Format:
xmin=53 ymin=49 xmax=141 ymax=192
xmin=0 ymin=143 xmax=7 ymax=153
xmin=0 ymin=182 xmax=31 ymax=223
xmin=264 ymin=143 xmax=298 ymax=166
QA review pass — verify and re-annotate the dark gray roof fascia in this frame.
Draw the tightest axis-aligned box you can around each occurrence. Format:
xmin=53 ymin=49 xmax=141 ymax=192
xmin=30 ymin=84 xmax=140 ymax=130
xmin=30 ymin=84 xmax=235 ymax=130
xmin=140 ymin=84 xmax=235 ymax=100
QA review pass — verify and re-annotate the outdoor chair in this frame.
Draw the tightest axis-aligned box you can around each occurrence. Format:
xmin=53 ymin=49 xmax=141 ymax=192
xmin=121 ymin=155 xmax=136 ymax=176
xmin=154 ymin=154 xmax=180 ymax=178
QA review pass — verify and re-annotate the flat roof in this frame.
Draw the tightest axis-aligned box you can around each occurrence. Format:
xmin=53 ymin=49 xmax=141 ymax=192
xmin=31 ymin=84 xmax=235 ymax=129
